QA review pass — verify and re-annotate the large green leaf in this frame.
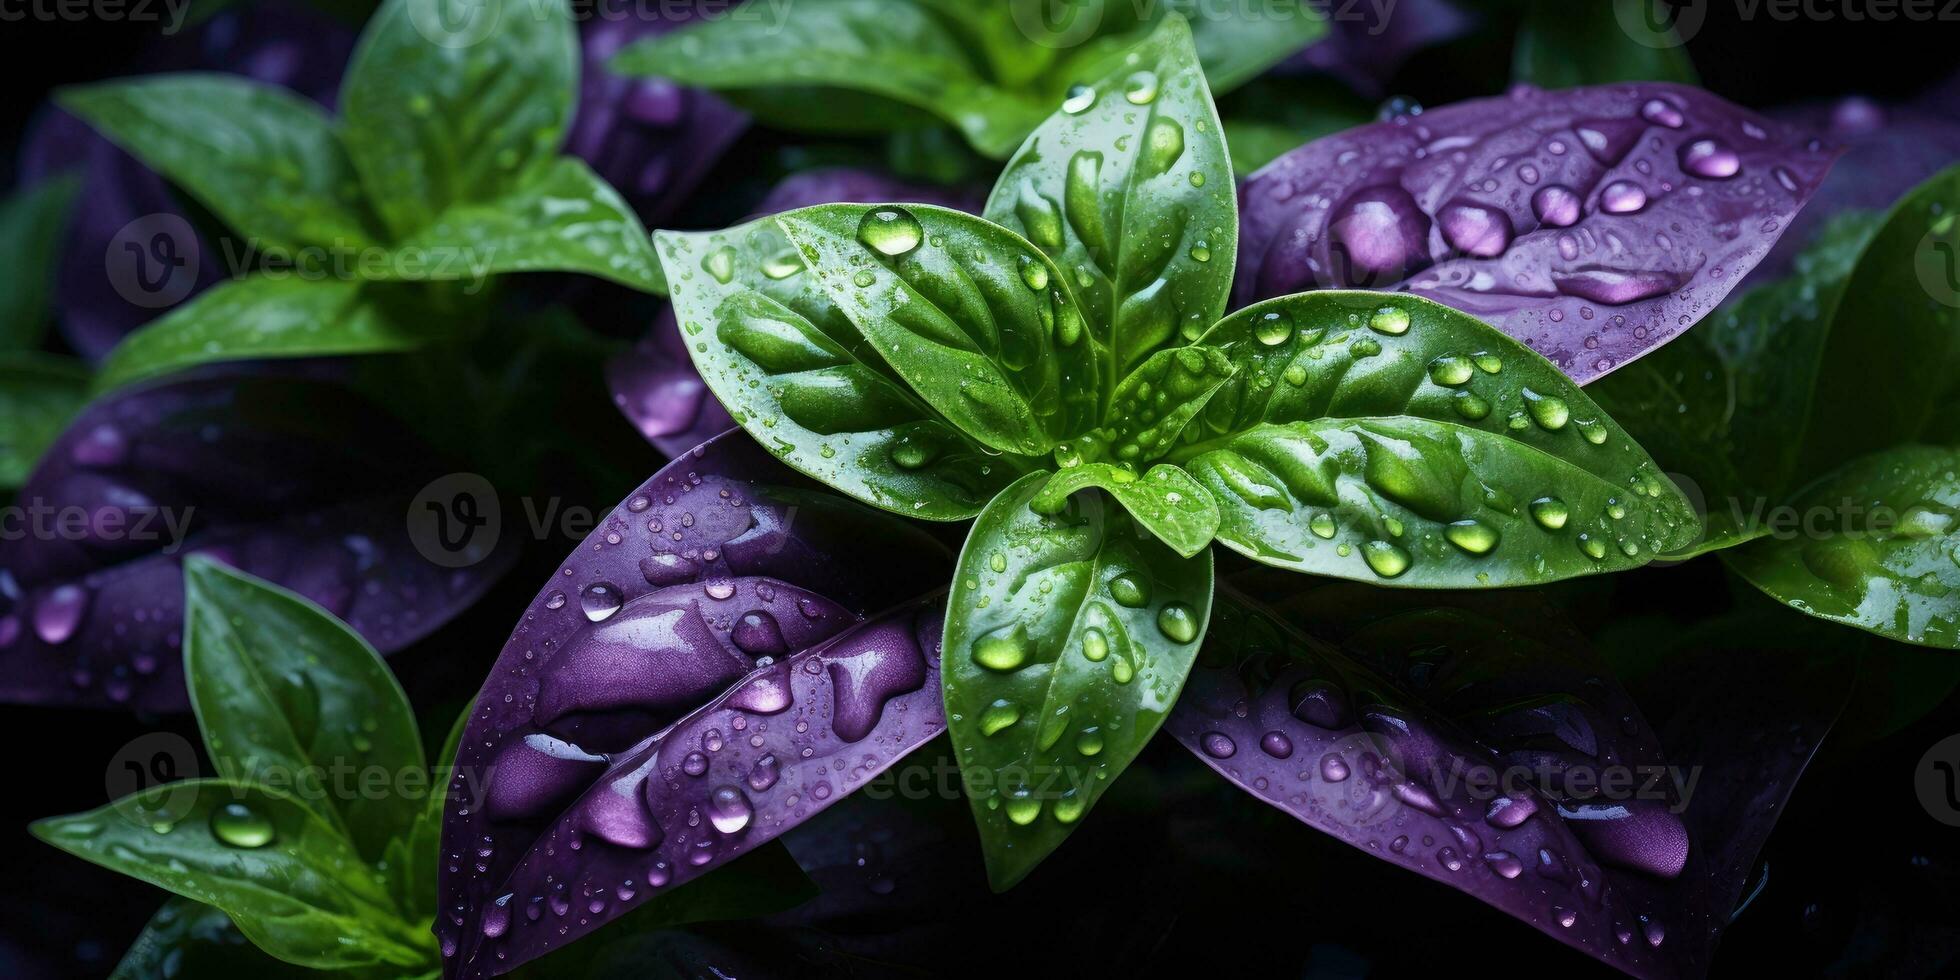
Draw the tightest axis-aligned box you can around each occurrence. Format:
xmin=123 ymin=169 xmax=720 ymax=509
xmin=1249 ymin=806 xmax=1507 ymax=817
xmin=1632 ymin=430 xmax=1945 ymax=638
xmin=0 ymin=352 xmax=88 ymax=488
xmin=657 ymin=214 xmax=1023 ymax=520
xmin=340 ymin=0 xmax=577 ymax=239
xmin=32 ymin=780 xmax=427 ymax=971
xmin=985 ymin=15 xmax=1235 ymax=382
xmin=376 ymin=158 xmax=663 ymax=293
xmin=94 ymin=276 xmax=424 ymax=393
xmin=775 ymin=203 xmax=1101 ymax=456
xmin=0 ymin=175 xmax=80 ymax=349
xmin=1726 ymin=444 xmax=1960 ymax=649
xmin=944 ymin=471 xmax=1212 ymax=889
xmin=59 ymin=75 xmax=378 ymax=251
xmin=1512 ymin=0 xmax=1698 ymax=87
xmin=1171 ymin=292 xmax=1699 ymax=586
xmin=183 ymin=557 xmax=426 ymax=866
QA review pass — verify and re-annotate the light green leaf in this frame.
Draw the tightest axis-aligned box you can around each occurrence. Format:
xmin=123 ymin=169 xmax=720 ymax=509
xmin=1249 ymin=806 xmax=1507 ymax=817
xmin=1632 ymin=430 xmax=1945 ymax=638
xmin=58 ymin=75 xmax=377 ymax=251
xmin=0 ymin=352 xmax=89 ymax=488
xmin=1513 ymin=0 xmax=1698 ymax=87
xmin=1088 ymin=344 xmax=1235 ymax=462
xmin=658 ymin=216 xmax=1022 ymax=520
xmin=94 ymin=276 xmax=425 ymax=393
xmin=1032 ymin=462 xmax=1220 ymax=557
xmin=986 ymin=15 xmax=1236 ymax=380
xmin=184 ymin=556 xmax=426 ymax=867
xmin=340 ymin=0 xmax=578 ymax=238
xmin=1726 ymin=444 xmax=1960 ymax=649
xmin=33 ymin=780 xmax=428 ymax=971
xmin=0 ymin=175 xmax=80 ymax=349
xmin=1173 ymin=291 xmax=1699 ymax=586
xmin=944 ymin=471 xmax=1212 ymax=889
xmin=375 ymin=158 xmax=663 ymax=293
xmin=774 ymin=203 xmax=1101 ymax=456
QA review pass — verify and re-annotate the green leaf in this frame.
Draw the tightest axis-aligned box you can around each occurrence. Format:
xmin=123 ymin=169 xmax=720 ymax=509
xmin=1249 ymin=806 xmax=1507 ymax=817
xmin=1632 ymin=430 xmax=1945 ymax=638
xmin=657 ymin=215 xmax=1022 ymax=520
xmin=985 ymin=15 xmax=1235 ymax=382
xmin=1725 ymin=444 xmax=1960 ymax=649
xmin=1173 ymin=292 xmax=1700 ymax=586
xmin=33 ymin=780 xmax=428 ymax=971
xmin=1031 ymin=462 xmax=1220 ymax=558
xmin=773 ymin=203 xmax=1101 ymax=456
xmin=0 ymin=352 xmax=89 ymax=488
xmin=184 ymin=556 xmax=426 ymax=866
xmin=57 ymin=75 xmax=376 ymax=251
xmin=111 ymin=899 xmax=322 ymax=980
xmin=1797 ymin=164 xmax=1960 ymax=477
xmin=1089 ymin=344 xmax=1235 ymax=463
xmin=1513 ymin=0 xmax=1698 ymax=87
xmin=94 ymin=276 xmax=425 ymax=393
xmin=944 ymin=471 xmax=1213 ymax=889
xmin=340 ymin=0 xmax=577 ymax=239
xmin=375 ymin=158 xmax=663 ymax=293
xmin=0 ymin=175 xmax=80 ymax=349
xmin=1590 ymin=211 xmax=1882 ymax=555
xmin=397 ymin=707 xmax=469 ymax=919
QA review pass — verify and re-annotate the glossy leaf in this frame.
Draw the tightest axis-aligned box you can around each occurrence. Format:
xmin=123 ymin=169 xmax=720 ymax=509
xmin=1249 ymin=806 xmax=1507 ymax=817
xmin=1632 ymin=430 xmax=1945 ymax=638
xmin=58 ymin=74 xmax=378 ymax=250
xmin=0 ymin=175 xmax=79 ymax=349
xmin=1089 ymin=344 xmax=1235 ymax=463
xmin=1513 ymin=0 xmax=1698 ymax=88
xmin=1171 ymin=590 xmax=1843 ymax=980
xmin=377 ymin=158 xmax=663 ymax=293
xmin=984 ymin=15 xmax=1237 ymax=379
xmin=110 ymin=899 xmax=319 ymax=980
xmin=1235 ymin=83 xmax=1839 ymax=383
xmin=93 ymin=277 xmax=423 ymax=393
xmin=436 ymin=433 xmax=953 ymax=978
xmin=1031 ymin=463 xmax=1221 ymax=558
xmin=1726 ymin=445 xmax=1960 ymax=649
xmin=774 ymin=203 xmax=1101 ymax=456
xmin=943 ymin=471 xmax=1213 ymax=889
xmin=340 ymin=0 xmax=577 ymax=238
xmin=656 ymin=213 xmax=1020 ymax=519
xmin=1173 ymin=292 xmax=1699 ymax=586
xmin=0 ymin=352 xmax=88 ymax=488
xmin=32 ymin=780 xmax=427 ymax=971
xmin=184 ymin=557 xmax=426 ymax=865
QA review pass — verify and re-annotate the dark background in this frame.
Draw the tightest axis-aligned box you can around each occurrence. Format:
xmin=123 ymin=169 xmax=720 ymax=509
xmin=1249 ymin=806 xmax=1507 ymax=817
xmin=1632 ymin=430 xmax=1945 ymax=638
xmin=3 ymin=1 xmax=1960 ymax=977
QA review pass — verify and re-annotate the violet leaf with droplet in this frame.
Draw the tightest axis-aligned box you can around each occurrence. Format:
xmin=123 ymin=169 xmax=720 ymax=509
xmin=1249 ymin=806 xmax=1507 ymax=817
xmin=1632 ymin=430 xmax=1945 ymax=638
xmin=436 ymin=432 xmax=954 ymax=978
xmin=1235 ymin=82 xmax=1840 ymax=384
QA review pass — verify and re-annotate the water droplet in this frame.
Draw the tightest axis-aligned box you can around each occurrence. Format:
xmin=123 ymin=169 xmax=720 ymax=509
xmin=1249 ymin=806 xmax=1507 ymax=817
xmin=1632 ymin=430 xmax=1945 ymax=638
xmin=32 ymin=585 xmax=88 ymax=645
xmin=1110 ymin=655 xmax=1135 ymax=684
xmin=1369 ymin=306 xmax=1411 ymax=335
xmin=1200 ymin=732 xmax=1236 ymax=758
xmin=1188 ymin=241 xmax=1211 ymax=263
xmin=1082 ymin=627 xmax=1110 ymax=662
xmin=857 ymin=208 xmax=922 ymax=257
xmin=580 ymin=582 xmax=624 ymax=622
xmin=747 ymin=755 xmax=780 ymax=792
xmin=1522 ymin=388 xmax=1570 ymax=430
xmin=1485 ymin=850 xmax=1524 ymax=878
xmin=1018 ymin=255 xmax=1050 ymax=291
xmin=1428 ymin=354 xmax=1474 ymax=386
xmin=1444 ymin=520 xmax=1499 ymax=555
xmin=1075 ymin=728 xmax=1105 ymax=756
xmin=1123 ymin=70 xmax=1159 ymax=104
xmin=1640 ymin=98 xmax=1685 ymax=128
xmin=1320 ymin=753 xmax=1351 ymax=782
xmin=1453 ymin=391 xmax=1492 ymax=420
xmin=707 ymin=786 xmax=753 ymax=834
xmin=1062 ymin=84 xmax=1096 ymax=114
xmin=1310 ymin=513 xmax=1337 ymax=539
xmin=210 ymin=803 xmax=273 ymax=849
xmin=1472 ymin=352 xmax=1503 ymax=374
xmin=760 ymin=249 xmax=803 ymax=279
xmin=1579 ymin=533 xmax=1608 ymax=560
xmin=1362 ymin=540 xmax=1411 ymax=578
xmin=1005 ymin=792 xmax=1042 ymax=825
xmin=1157 ymin=603 xmax=1198 ymax=643
xmin=1531 ymin=185 xmax=1582 ymax=227
xmin=1052 ymin=792 xmax=1086 ymax=824
xmin=1439 ymin=200 xmax=1513 ymax=257
xmin=731 ymin=610 xmax=786 ymax=657
xmin=1679 ymin=138 xmax=1740 ymax=179
xmin=1260 ymin=731 xmax=1294 ymax=758
xmin=1144 ymin=118 xmax=1186 ymax=174
xmin=1530 ymin=497 xmax=1570 ymax=530
xmin=701 ymin=246 xmax=736 ymax=284
xmin=972 ymin=624 xmax=1032 ymax=671
xmin=1600 ymin=181 xmax=1648 ymax=214
xmin=1108 ymin=572 xmax=1150 ymax=607
xmin=1253 ymin=310 xmax=1294 ymax=345
xmin=979 ymin=699 xmax=1021 ymax=736
xmin=852 ymin=269 xmax=876 ymax=288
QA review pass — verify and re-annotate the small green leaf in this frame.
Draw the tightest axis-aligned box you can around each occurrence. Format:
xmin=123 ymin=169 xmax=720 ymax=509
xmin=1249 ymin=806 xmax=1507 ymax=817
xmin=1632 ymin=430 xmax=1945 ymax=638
xmin=0 ymin=352 xmax=89 ymax=488
xmin=375 ymin=158 xmax=663 ymax=293
xmin=986 ymin=15 xmax=1236 ymax=380
xmin=944 ymin=471 xmax=1212 ymax=889
xmin=340 ymin=0 xmax=578 ymax=238
xmin=1726 ymin=444 xmax=1960 ymax=649
xmin=184 ymin=556 xmax=426 ymax=866
xmin=33 ymin=780 xmax=427 ymax=971
xmin=1090 ymin=344 xmax=1235 ymax=462
xmin=657 ymin=216 xmax=1023 ymax=520
xmin=93 ymin=276 xmax=425 ymax=393
xmin=1513 ymin=0 xmax=1698 ymax=87
xmin=58 ymin=75 xmax=378 ymax=251
xmin=1174 ymin=292 xmax=1699 ymax=586
xmin=1033 ymin=462 xmax=1220 ymax=558
xmin=0 ymin=175 xmax=80 ymax=349
xmin=774 ymin=203 xmax=1101 ymax=456
xmin=110 ymin=899 xmax=317 ymax=980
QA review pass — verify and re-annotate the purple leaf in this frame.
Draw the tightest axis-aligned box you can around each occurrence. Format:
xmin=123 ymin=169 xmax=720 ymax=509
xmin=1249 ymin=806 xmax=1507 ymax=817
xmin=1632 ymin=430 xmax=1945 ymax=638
xmin=608 ymin=170 xmax=978 ymax=457
xmin=1235 ymin=83 xmax=1839 ymax=384
xmin=567 ymin=8 xmax=748 ymax=225
xmin=0 ymin=366 xmax=514 ymax=712
xmin=18 ymin=2 xmax=353 ymax=360
xmin=1168 ymin=587 xmax=1841 ymax=979
xmin=436 ymin=431 xmax=953 ymax=978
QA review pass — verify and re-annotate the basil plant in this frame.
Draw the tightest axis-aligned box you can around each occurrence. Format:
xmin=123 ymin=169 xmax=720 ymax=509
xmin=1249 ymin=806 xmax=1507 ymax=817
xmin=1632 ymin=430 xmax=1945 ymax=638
xmin=658 ymin=16 xmax=1700 ymax=888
